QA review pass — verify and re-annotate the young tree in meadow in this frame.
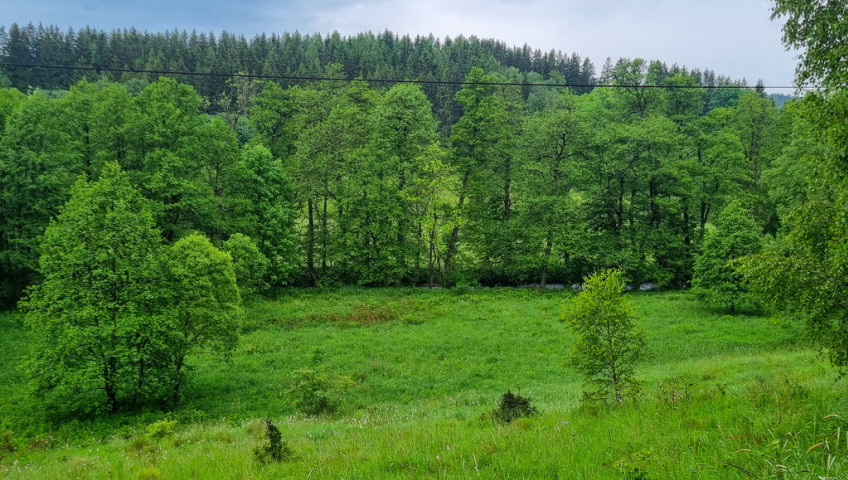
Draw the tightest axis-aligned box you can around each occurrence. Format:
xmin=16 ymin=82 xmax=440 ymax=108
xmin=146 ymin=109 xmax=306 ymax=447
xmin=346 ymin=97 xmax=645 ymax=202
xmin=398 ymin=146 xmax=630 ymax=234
xmin=24 ymin=163 xmax=167 ymax=414
xmin=562 ymin=269 xmax=648 ymax=405
xmin=692 ymin=201 xmax=761 ymax=314
xmin=165 ymin=234 xmax=240 ymax=405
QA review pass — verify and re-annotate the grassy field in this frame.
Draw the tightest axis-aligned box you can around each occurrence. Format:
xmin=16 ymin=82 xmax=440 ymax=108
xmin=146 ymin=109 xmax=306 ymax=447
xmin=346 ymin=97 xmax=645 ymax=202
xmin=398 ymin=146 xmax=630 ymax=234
xmin=1 ymin=288 xmax=846 ymax=479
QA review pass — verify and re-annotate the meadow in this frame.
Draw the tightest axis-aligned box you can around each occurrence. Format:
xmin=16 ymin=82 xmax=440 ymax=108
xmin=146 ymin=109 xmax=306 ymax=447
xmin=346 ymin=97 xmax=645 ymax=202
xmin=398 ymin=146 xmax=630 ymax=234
xmin=1 ymin=288 xmax=846 ymax=479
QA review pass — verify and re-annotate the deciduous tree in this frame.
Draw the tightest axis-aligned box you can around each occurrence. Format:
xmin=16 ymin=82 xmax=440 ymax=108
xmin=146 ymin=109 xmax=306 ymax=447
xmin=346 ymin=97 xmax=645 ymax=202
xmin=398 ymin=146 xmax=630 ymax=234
xmin=24 ymin=163 xmax=166 ymax=413
xmin=165 ymin=234 xmax=240 ymax=404
xmin=562 ymin=269 xmax=648 ymax=405
xmin=693 ymin=201 xmax=761 ymax=314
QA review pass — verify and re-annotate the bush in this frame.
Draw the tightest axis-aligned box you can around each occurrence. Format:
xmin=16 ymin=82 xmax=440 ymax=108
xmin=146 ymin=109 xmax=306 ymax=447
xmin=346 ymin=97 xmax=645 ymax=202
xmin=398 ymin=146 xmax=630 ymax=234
xmin=253 ymin=419 xmax=291 ymax=463
xmin=0 ymin=430 xmax=16 ymax=453
xmin=286 ymin=368 xmax=354 ymax=416
xmin=146 ymin=419 xmax=177 ymax=440
xmin=223 ymin=233 xmax=270 ymax=296
xmin=489 ymin=389 xmax=538 ymax=423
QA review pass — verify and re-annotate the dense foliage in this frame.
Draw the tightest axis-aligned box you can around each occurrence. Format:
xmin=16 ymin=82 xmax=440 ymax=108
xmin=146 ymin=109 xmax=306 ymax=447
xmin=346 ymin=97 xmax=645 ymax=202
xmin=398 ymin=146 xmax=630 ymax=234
xmin=3 ymin=2 xmax=848 ymax=475
xmin=692 ymin=201 xmax=761 ymax=313
xmin=23 ymin=164 xmax=241 ymax=413
xmin=0 ymin=52 xmax=792 ymax=302
xmin=738 ymin=0 xmax=848 ymax=372
xmin=23 ymin=163 xmax=167 ymax=414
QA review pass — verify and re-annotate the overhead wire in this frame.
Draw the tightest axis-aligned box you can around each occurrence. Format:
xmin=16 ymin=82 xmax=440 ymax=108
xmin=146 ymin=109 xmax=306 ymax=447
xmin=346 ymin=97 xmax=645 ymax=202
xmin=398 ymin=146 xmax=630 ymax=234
xmin=0 ymin=62 xmax=810 ymax=90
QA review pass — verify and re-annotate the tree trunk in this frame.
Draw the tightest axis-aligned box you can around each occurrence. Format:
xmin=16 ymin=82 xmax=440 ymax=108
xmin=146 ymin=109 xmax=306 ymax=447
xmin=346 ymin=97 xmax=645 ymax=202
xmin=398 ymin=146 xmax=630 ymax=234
xmin=321 ymin=195 xmax=328 ymax=272
xmin=611 ymin=364 xmax=623 ymax=405
xmin=173 ymin=356 xmax=185 ymax=406
xmin=540 ymin=232 xmax=553 ymax=288
xmin=132 ymin=357 xmax=145 ymax=409
xmin=307 ymin=199 xmax=316 ymax=286
xmin=445 ymin=170 xmax=470 ymax=274
xmin=104 ymin=356 xmax=118 ymax=413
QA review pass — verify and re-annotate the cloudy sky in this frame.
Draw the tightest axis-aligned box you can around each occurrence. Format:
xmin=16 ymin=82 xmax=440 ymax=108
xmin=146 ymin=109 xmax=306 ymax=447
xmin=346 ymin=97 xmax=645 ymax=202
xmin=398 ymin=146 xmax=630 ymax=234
xmin=5 ymin=0 xmax=799 ymax=88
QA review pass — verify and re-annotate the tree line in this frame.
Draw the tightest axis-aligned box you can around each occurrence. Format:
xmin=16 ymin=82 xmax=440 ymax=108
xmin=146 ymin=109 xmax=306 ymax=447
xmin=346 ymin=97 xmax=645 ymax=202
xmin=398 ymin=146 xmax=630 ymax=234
xmin=0 ymin=23 xmax=749 ymax=131
xmin=0 ymin=56 xmax=794 ymax=306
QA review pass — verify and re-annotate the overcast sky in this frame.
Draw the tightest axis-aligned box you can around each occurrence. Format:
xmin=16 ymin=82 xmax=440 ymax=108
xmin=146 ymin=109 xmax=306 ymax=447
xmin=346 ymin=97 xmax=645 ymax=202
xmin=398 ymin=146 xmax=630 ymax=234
xmin=5 ymin=0 xmax=799 ymax=89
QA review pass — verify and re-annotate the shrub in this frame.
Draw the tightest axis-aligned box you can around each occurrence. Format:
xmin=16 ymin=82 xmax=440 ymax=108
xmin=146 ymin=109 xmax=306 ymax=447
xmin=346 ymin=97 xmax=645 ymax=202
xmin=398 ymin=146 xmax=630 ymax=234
xmin=146 ymin=419 xmax=177 ymax=440
xmin=133 ymin=467 xmax=161 ymax=480
xmin=253 ymin=419 xmax=291 ymax=463
xmin=0 ymin=430 xmax=15 ymax=453
xmin=489 ymin=389 xmax=538 ymax=423
xmin=286 ymin=368 xmax=354 ymax=416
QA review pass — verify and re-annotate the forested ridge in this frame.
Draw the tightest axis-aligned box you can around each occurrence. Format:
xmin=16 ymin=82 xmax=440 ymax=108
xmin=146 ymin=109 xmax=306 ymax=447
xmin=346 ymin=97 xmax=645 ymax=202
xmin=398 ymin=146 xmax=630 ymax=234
xmin=0 ymin=23 xmax=757 ymax=129
xmin=0 ymin=23 xmax=797 ymax=303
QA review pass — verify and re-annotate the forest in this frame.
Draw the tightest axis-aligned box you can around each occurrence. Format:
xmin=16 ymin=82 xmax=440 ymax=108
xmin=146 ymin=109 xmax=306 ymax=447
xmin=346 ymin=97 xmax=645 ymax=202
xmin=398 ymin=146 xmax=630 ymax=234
xmin=2 ymin=0 xmax=848 ymax=477
xmin=0 ymin=23 xmax=794 ymax=301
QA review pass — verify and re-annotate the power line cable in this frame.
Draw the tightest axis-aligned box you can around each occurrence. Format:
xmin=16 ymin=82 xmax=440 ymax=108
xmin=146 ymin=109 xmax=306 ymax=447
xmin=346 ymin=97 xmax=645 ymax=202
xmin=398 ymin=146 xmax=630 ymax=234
xmin=0 ymin=62 xmax=809 ymax=90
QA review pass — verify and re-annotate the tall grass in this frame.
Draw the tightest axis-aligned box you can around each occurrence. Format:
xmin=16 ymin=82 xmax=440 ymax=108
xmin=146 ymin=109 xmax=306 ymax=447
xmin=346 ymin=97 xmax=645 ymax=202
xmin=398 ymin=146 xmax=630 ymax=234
xmin=1 ymin=288 xmax=845 ymax=479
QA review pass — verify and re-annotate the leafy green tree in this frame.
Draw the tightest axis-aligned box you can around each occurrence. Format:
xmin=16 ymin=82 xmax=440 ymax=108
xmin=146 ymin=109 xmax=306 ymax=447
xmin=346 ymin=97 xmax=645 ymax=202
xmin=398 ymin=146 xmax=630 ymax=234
xmin=772 ymin=0 xmax=848 ymax=90
xmin=447 ymin=67 xmax=510 ymax=278
xmin=740 ymin=1 xmax=848 ymax=372
xmin=761 ymin=101 xmax=817 ymax=220
xmin=562 ymin=269 xmax=648 ymax=405
xmin=413 ymin=145 xmax=457 ymax=287
xmin=735 ymin=90 xmax=781 ymax=231
xmin=185 ymin=116 xmax=243 ymax=241
xmin=223 ymin=233 xmax=269 ymax=296
xmin=0 ymin=91 xmax=81 ymax=303
xmin=24 ymin=163 xmax=166 ymax=414
xmin=0 ymin=87 xmax=25 ymax=131
xmin=368 ymin=83 xmax=440 ymax=284
xmin=165 ymin=234 xmax=240 ymax=404
xmin=580 ymin=85 xmax=684 ymax=285
xmin=133 ymin=77 xmax=207 ymax=241
xmin=237 ymin=144 xmax=298 ymax=285
xmin=691 ymin=107 xmax=747 ymax=239
xmin=692 ymin=201 xmax=761 ymax=313
xmin=248 ymin=81 xmax=299 ymax=159
xmin=292 ymin=77 xmax=377 ymax=285
xmin=517 ymin=90 xmax=588 ymax=286
xmin=86 ymin=82 xmax=142 ymax=175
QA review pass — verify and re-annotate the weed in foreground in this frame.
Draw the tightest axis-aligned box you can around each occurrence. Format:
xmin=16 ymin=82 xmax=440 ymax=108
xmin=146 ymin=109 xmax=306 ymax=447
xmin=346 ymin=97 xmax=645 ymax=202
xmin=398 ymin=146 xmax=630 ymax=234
xmin=488 ymin=389 xmax=538 ymax=423
xmin=253 ymin=418 xmax=291 ymax=463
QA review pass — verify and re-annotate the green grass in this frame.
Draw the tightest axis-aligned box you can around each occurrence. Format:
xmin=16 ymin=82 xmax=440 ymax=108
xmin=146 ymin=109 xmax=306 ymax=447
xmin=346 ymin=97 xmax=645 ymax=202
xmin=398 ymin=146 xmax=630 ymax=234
xmin=1 ymin=288 xmax=846 ymax=479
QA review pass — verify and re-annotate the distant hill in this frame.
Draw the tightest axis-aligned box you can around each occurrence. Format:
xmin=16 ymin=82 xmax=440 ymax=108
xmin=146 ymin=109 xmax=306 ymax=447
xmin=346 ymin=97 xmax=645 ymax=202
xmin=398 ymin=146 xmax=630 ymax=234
xmin=0 ymin=22 xmax=743 ymax=127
